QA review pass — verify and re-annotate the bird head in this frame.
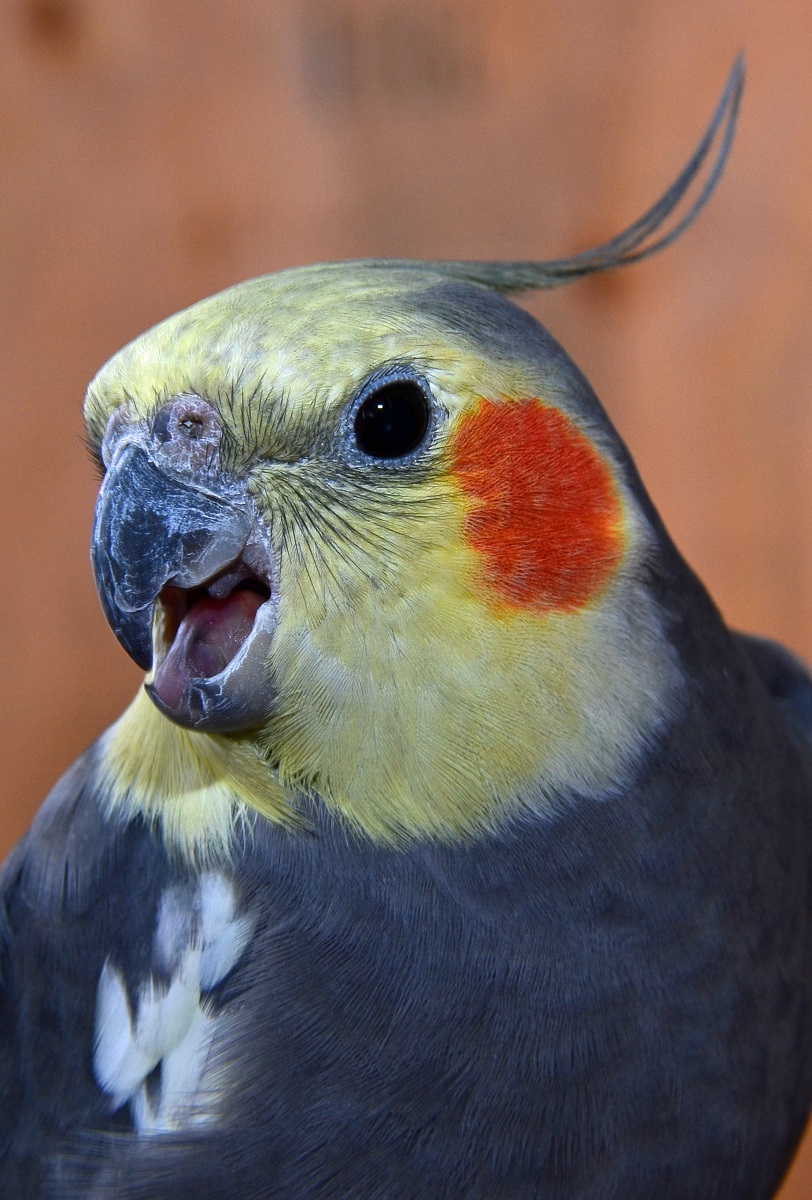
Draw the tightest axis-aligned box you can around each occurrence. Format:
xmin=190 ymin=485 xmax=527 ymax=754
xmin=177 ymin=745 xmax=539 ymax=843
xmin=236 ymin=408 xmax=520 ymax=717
xmin=84 ymin=62 xmax=742 ymax=861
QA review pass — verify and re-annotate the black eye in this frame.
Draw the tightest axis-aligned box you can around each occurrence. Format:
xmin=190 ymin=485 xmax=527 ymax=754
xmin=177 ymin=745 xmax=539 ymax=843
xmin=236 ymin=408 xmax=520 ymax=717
xmin=353 ymin=381 xmax=430 ymax=459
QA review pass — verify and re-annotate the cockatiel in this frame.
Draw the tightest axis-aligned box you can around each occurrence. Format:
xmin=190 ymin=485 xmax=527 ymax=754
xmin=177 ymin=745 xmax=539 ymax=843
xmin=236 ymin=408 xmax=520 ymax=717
xmin=3 ymin=57 xmax=811 ymax=1200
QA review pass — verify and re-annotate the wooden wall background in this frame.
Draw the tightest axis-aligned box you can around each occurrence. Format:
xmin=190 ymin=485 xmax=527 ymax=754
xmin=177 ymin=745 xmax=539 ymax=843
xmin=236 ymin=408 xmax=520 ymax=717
xmin=2 ymin=1 xmax=812 ymax=1192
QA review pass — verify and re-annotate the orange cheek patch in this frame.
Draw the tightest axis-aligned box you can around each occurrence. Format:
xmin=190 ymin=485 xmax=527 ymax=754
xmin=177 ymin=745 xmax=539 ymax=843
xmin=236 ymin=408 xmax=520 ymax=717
xmin=451 ymin=398 xmax=623 ymax=611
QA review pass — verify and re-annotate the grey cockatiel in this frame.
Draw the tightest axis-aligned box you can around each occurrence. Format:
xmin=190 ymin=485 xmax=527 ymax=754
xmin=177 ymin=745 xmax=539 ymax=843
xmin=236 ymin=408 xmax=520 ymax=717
xmin=3 ymin=58 xmax=811 ymax=1200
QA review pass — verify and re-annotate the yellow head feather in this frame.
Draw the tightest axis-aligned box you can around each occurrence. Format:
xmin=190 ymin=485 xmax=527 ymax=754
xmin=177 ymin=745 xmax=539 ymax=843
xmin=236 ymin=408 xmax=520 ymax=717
xmin=87 ymin=265 xmax=681 ymax=859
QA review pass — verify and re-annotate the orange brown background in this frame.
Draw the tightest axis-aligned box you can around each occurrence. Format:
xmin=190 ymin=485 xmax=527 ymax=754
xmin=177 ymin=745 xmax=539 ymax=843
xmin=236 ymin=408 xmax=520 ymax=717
xmin=2 ymin=2 xmax=812 ymax=1193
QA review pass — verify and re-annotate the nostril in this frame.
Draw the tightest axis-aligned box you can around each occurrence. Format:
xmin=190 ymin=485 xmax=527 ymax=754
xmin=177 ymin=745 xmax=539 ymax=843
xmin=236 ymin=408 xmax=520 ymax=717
xmin=153 ymin=394 xmax=223 ymax=467
xmin=166 ymin=395 xmax=221 ymax=443
xmin=179 ymin=415 xmax=205 ymax=439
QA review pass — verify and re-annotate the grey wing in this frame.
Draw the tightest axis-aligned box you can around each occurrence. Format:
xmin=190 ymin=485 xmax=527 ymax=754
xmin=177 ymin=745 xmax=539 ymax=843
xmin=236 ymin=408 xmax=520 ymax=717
xmin=0 ymin=745 xmax=177 ymax=1197
xmin=735 ymin=632 xmax=812 ymax=748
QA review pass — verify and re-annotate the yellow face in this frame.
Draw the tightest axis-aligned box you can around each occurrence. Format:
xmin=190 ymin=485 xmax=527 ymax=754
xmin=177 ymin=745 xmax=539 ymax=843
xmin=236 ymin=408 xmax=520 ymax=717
xmin=86 ymin=263 xmax=681 ymax=858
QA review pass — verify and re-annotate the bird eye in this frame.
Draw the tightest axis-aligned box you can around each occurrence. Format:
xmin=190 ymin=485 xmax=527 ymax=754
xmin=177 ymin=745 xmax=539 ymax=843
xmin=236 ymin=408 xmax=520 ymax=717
xmin=353 ymin=381 xmax=430 ymax=459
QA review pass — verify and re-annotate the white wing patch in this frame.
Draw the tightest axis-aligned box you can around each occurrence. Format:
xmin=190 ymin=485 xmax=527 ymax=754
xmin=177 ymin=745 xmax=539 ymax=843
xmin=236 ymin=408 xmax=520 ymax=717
xmin=93 ymin=872 xmax=254 ymax=1133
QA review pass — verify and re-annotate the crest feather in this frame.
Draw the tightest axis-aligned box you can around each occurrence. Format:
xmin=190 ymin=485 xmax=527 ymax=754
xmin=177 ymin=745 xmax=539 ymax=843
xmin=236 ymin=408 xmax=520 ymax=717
xmin=349 ymin=56 xmax=744 ymax=294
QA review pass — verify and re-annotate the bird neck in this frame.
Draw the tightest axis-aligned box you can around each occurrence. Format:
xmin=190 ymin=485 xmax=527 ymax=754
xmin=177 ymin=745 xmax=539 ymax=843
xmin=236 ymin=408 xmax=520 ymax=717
xmin=97 ymin=687 xmax=294 ymax=865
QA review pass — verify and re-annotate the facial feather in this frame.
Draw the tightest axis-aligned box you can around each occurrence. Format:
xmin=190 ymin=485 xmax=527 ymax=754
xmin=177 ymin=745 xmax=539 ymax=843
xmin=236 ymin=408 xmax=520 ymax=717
xmin=87 ymin=266 xmax=682 ymax=857
xmin=451 ymin=397 xmax=625 ymax=612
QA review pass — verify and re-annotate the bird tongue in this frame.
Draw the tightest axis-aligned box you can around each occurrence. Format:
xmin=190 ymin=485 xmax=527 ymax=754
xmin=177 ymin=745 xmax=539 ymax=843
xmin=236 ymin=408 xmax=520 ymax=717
xmin=152 ymin=588 xmax=266 ymax=710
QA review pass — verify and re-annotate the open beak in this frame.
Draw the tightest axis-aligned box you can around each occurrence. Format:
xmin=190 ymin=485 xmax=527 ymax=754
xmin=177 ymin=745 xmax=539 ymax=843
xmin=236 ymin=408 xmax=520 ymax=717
xmin=92 ymin=440 xmax=277 ymax=732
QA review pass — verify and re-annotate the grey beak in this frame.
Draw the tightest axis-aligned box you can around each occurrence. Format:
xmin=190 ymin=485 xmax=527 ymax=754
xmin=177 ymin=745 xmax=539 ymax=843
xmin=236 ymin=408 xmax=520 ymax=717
xmin=91 ymin=442 xmax=251 ymax=669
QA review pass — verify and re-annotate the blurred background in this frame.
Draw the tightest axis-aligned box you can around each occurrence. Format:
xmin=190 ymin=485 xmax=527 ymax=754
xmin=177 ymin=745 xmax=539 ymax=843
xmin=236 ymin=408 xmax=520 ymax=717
xmin=2 ymin=1 xmax=812 ymax=1192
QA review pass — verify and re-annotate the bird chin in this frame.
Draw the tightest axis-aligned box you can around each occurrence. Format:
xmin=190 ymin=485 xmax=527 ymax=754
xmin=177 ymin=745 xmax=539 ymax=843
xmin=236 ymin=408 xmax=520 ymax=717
xmin=146 ymin=576 xmax=278 ymax=733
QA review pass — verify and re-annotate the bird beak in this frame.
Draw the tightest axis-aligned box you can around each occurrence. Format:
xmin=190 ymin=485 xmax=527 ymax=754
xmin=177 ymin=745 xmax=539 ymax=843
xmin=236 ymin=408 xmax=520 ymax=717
xmin=92 ymin=440 xmax=277 ymax=732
